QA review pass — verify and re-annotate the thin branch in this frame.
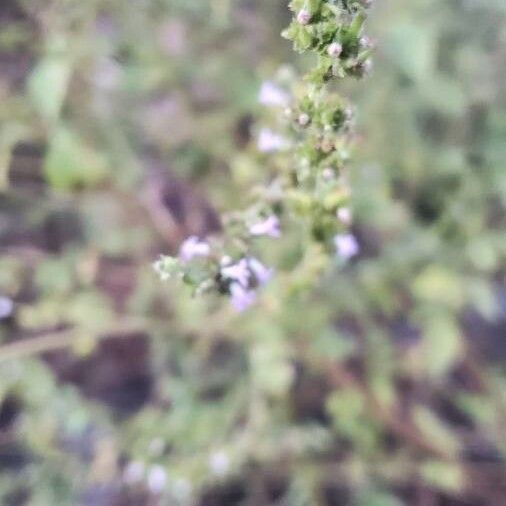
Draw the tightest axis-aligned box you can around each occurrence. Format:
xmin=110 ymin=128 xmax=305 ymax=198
xmin=0 ymin=319 xmax=147 ymax=363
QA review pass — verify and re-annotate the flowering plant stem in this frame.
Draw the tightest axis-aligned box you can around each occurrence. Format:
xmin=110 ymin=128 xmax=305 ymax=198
xmin=155 ymin=0 xmax=374 ymax=310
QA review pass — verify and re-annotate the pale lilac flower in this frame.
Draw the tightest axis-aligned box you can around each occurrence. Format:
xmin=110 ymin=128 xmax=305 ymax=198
xmin=249 ymin=215 xmax=281 ymax=238
xmin=147 ymin=465 xmax=167 ymax=494
xmin=322 ymin=167 xmax=335 ymax=181
xmin=327 ymin=42 xmax=342 ymax=58
xmin=359 ymin=35 xmax=371 ymax=49
xmin=257 ymin=128 xmax=289 ymax=153
xmin=337 ymin=207 xmax=352 ymax=225
xmin=0 ymin=296 xmax=13 ymax=320
xmin=248 ymin=257 xmax=274 ymax=285
xmin=298 ymin=113 xmax=310 ymax=127
xmin=209 ymin=451 xmax=230 ymax=477
xmin=258 ymin=81 xmax=289 ymax=107
xmin=221 ymin=258 xmax=250 ymax=287
xmin=334 ymin=233 xmax=360 ymax=260
xmin=297 ymin=9 xmax=311 ymax=25
xmin=179 ymin=236 xmax=210 ymax=261
xmin=230 ymin=283 xmax=257 ymax=312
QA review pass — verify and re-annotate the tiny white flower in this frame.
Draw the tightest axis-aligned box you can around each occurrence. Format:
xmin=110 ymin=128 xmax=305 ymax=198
xmin=327 ymin=42 xmax=342 ymax=58
xmin=179 ymin=236 xmax=210 ymax=261
xmin=220 ymin=255 xmax=233 ymax=266
xmin=359 ymin=35 xmax=371 ymax=49
xmin=257 ymin=129 xmax=289 ymax=153
xmin=334 ymin=233 xmax=360 ymax=260
xmin=322 ymin=168 xmax=335 ymax=181
xmin=298 ymin=113 xmax=310 ymax=127
xmin=209 ymin=451 xmax=230 ymax=477
xmin=249 ymin=215 xmax=281 ymax=238
xmin=147 ymin=465 xmax=167 ymax=494
xmin=297 ymin=9 xmax=311 ymax=25
xmin=258 ymin=81 xmax=289 ymax=107
xmin=337 ymin=207 xmax=352 ymax=225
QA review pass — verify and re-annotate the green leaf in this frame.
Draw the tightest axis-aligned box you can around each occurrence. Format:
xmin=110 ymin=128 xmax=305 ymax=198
xmin=421 ymin=461 xmax=463 ymax=493
xmin=413 ymin=407 xmax=460 ymax=457
xmin=413 ymin=266 xmax=464 ymax=309
xmin=28 ymin=53 xmax=72 ymax=122
xmin=385 ymin=22 xmax=434 ymax=81
xmin=421 ymin=313 xmax=462 ymax=377
xmin=44 ymin=127 xmax=108 ymax=190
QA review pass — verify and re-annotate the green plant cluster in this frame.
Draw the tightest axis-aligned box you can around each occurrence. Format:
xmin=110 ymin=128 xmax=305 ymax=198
xmin=155 ymin=0 xmax=374 ymax=309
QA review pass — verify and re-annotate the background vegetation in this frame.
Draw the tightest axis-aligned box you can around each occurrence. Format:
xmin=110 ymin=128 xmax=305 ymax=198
xmin=0 ymin=0 xmax=505 ymax=504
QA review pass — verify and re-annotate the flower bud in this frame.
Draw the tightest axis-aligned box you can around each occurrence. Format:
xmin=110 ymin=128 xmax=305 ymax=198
xmin=337 ymin=207 xmax=352 ymax=225
xmin=297 ymin=9 xmax=311 ymax=25
xmin=298 ymin=113 xmax=310 ymax=127
xmin=359 ymin=36 xmax=371 ymax=49
xmin=327 ymin=42 xmax=342 ymax=58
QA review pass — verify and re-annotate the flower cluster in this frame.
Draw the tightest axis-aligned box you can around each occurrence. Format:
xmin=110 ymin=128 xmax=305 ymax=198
xmin=155 ymin=0 xmax=373 ymax=310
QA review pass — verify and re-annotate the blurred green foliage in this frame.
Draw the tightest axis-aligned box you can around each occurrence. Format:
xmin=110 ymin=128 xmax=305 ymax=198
xmin=0 ymin=0 xmax=505 ymax=505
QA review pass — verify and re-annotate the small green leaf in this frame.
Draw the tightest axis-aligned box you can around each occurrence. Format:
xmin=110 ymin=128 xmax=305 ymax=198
xmin=414 ymin=407 xmax=460 ymax=457
xmin=28 ymin=53 xmax=72 ymax=122
xmin=421 ymin=461 xmax=463 ymax=493
xmin=44 ymin=127 xmax=108 ymax=190
xmin=421 ymin=313 xmax=462 ymax=377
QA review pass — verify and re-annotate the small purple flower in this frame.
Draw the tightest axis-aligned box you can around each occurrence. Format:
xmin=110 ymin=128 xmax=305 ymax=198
xmin=221 ymin=258 xmax=250 ymax=287
xmin=179 ymin=236 xmax=210 ymax=261
xmin=297 ymin=9 xmax=311 ymax=25
xmin=146 ymin=465 xmax=167 ymax=494
xmin=257 ymin=129 xmax=289 ymax=153
xmin=0 ymin=296 xmax=14 ymax=320
xmin=209 ymin=451 xmax=230 ymax=477
xmin=327 ymin=42 xmax=342 ymax=58
xmin=249 ymin=215 xmax=281 ymax=238
xmin=230 ymin=283 xmax=257 ymax=312
xmin=258 ymin=81 xmax=289 ymax=107
xmin=248 ymin=257 xmax=274 ymax=285
xmin=334 ymin=233 xmax=360 ymax=260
